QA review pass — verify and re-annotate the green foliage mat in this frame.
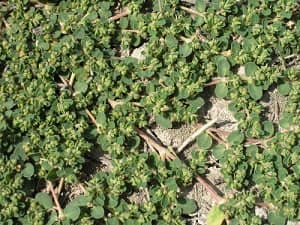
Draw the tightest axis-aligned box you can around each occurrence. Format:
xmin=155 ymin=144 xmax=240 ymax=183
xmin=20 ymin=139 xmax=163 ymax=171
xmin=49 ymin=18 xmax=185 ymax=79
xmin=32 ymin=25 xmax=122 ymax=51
xmin=1 ymin=0 xmax=300 ymax=224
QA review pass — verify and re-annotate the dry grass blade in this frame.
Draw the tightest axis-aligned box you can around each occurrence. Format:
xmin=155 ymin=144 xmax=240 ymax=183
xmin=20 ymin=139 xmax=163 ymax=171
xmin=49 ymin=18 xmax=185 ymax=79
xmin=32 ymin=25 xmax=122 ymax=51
xmin=85 ymin=109 xmax=99 ymax=128
xmin=69 ymin=73 xmax=75 ymax=87
xmin=56 ymin=178 xmax=64 ymax=196
xmin=178 ymin=118 xmax=218 ymax=152
xmin=180 ymin=5 xmax=202 ymax=16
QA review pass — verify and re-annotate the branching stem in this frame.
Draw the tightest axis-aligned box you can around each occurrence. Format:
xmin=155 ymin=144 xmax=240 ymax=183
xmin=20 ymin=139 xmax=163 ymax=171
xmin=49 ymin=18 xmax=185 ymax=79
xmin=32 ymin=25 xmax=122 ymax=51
xmin=48 ymin=181 xmax=64 ymax=220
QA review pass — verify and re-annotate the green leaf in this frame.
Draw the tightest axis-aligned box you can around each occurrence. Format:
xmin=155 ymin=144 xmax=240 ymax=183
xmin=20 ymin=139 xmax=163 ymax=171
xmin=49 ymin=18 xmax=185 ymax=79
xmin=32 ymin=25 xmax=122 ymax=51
xmin=212 ymin=144 xmax=226 ymax=160
xmin=268 ymin=212 xmax=286 ymax=225
xmin=245 ymin=62 xmax=257 ymax=76
xmin=74 ymin=80 xmax=88 ymax=93
xmin=46 ymin=211 xmax=58 ymax=225
xmin=279 ymin=113 xmax=293 ymax=129
xmin=207 ymin=205 xmax=226 ymax=225
xmin=215 ymin=83 xmax=228 ymax=98
xmin=71 ymin=196 xmax=92 ymax=207
xmin=196 ymin=0 xmax=206 ymax=11
xmin=197 ymin=132 xmax=213 ymax=149
xmin=178 ymin=198 xmax=198 ymax=214
xmin=243 ymin=38 xmax=257 ymax=51
xmin=216 ymin=56 xmax=230 ymax=76
xmin=165 ymin=177 xmax=178 ymax=191
xmin=246 ymin=145 xmax=258 ymax=157
xmin=165 ymin=35 xmax=178 ymax=48
xmin=91 ymin=206 xmax=104 ymax=219
xmin=157 ymin=221 xmax=168 ymax=225
xmin=108 ymin=196 xmax=119 ymax=208
xmin=188 ymin=97 xmax=205 ymax=113
xmin=139 ymin=70 xmax=154 ymax=78
xmin=155 ymin=114 xmax=172 ymax=129
xmin=124 ymin=219 xmax=138 ymax=225
xmin=228 ymin=131 xmax=244 ymax=145
xmin=107 ymin=217 xmax=119 ymax=225
xmin=263 ymin=121 xmax=274 ymax=137
xmin=179 ymin=43 xmax=192 ymax=57
xmin=64 ymin=204 xmax=80 ymax=221
xmin=22 ymin=163 xmax=34 ymax=178
xmin=119 ymin=18 xmax=128 ymax=29
xmin=96 ymin=111 xmax=107 ymax=126
xmin=278 ymin=83 xmax=291 ymax=96
xmin=248 ymin=84 xmax=263 ymax=100
xmin=35 ymin=192 xmax=53 ymax=209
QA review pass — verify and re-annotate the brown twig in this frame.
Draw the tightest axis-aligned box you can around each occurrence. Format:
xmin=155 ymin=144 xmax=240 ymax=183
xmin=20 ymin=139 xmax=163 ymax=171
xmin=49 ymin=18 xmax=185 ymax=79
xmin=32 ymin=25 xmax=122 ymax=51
xmin=178 ymin=118 xmax=218 ymax=152
xmin=2 ymin=18 xmax=10 ymax=29
xmin=108 ymin=7 xmax=129 ymax=22
xmin=122 ymin=29 xmax=142 ymax=34
xmin=179 ymin=5 xmax=202 ymax=16
xmin=284 ymin=53 xmax=299 ymax=60
xmin=108 ymin=99 xmax=142 ymax=108
xmin=180 ymin=0 xmax=196 ymax=4
xmin=56 ymin=178 xmax=64 ymax=196
xmin=135 ymin=126 xmax=224 ymax=202
xmin=204 ymin=78 xmax=227 ymax=87
xmin=135 ymin=127 xmax=176 ymax=160
xmin=48 ymin=181 xmax=64 ymax=220
xmin=85 ymin=109 xmax=98 ymax=127
xmin=180 ymin=35 xmax=194 ymax=43
xmin=59 ymin=75 xmax=69 ymax=86
xmin=69 ymin=73 xmax=75 ymax=87
xmin=79 ymin=184 xmax=87 ymax=194
xmin=207 ymin=130 xmax=227 ymax=145
xmin=208 ymin=127 xmax=271 ymax=147
xmin=195 ymin=175 xmax=224 ymax=203
xmin=256 ymin=201 xmax=272 ymax=209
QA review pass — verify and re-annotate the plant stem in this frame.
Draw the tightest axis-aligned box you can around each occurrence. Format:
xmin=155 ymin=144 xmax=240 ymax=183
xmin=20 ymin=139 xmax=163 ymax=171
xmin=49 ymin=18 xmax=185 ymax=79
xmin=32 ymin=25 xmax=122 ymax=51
xmin=135 ymin=127 xmax=176 ymax=160
xmin=108 ymin=7 xmax=129 ymax=22
xmin=56 ymin=178 xmax=64 ymax=196
xmin=48 ymin=181 xmax=64 ymax=220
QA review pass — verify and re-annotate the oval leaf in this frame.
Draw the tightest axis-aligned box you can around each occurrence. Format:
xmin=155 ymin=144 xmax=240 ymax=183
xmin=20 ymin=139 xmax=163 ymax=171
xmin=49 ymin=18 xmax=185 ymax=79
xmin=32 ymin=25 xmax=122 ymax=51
xmin=74 ymin=80 xmax=88 ymax=93
xmin=178 ymin=198 xmax=198 ymax=214
xmin=248 ymin=84 xmax=263 ymax=100
xmin=188 ymin=97 xmax=204 ymax=113
xmin=245 ymin=62 xmax=257 ymax=76
xmin=179 ymin=43 xmax=192 ymax=57
xmin=197 ymin=132 xmax=213 ymax=149
xmin=35 ymin=192 xmax=53 ymax=209
xmin=228 ymin=131 xmax=244 ymax=145
xmin=279 ymin=113 xmax=293 ymax=129
xmin=263 ymin=121 xmax=274 ymax=137
xmin=165 ymin=35 xmax=178 ymax=49
xmin=22 ymin=163 xmax=34 ymax=178
xmin=64 ymin=204 xmax=80 ymax=221
xmin=155 ymin=114 xmax=172 ymax=129
xmin=268 ymin=212 xmax=286 ymax=225
xmin=215 ymin=83 xmax=228 ymax=98
xmin=207 ymin=205 xmax=226 ymax=225
xmin=212 ymin=144 xmax=226 ymax=160
xmin=216 ymin=56 xmax=230 ymax=76
xmin=91 ymin=206 xmax=104 ymax=219
xmin=278 ymin=83 xmax=291 ymax=96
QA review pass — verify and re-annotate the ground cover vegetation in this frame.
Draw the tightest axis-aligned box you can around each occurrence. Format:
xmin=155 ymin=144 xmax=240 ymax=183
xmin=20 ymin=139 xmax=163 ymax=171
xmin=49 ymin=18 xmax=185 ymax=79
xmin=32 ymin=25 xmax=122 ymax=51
xmin=1 ymin=0 xmax=300 ymax=224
